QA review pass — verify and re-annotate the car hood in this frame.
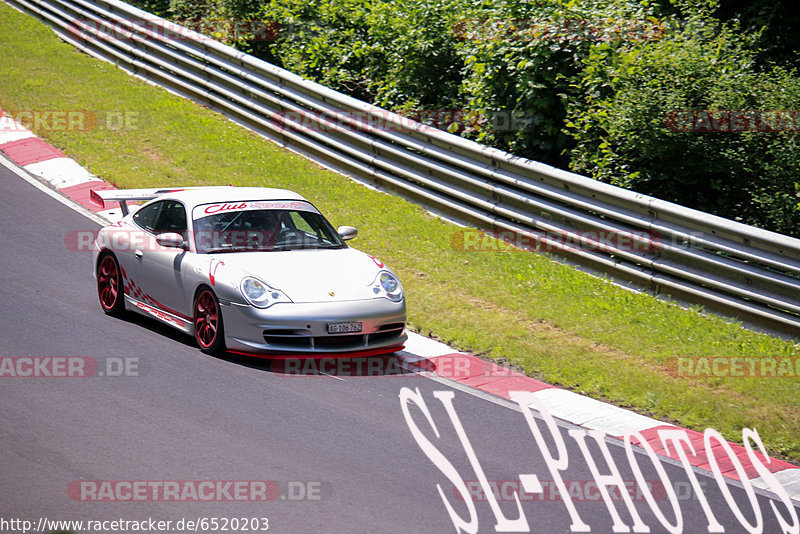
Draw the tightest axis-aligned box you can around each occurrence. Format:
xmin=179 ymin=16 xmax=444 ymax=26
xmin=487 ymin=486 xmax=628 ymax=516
xmin=208 ymin=247 xmax=387 ymax=303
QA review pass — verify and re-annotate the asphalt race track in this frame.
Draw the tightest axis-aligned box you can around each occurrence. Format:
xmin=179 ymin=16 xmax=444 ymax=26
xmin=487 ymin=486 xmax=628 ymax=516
xmin=1 ymin=163 xmax=797 ymax=533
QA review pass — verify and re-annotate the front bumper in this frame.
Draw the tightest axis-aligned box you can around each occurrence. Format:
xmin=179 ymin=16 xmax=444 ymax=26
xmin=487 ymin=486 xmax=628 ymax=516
xmin=222 ymin=298 xmax=407 ymax=354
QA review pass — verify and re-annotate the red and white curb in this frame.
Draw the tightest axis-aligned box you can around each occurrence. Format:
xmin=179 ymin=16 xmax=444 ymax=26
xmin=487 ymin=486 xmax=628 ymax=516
xmin=0 ymin=115 xmax=123 ymax=221
xmin=401 ymin=335 xmax=800 ymax=506
xmin=3 ymin=118 xmax=799 ymax=506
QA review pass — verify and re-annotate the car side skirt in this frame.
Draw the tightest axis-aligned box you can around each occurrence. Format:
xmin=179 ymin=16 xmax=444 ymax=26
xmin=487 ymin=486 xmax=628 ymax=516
xmin=124 ymin=295 xmax=194 ymax=334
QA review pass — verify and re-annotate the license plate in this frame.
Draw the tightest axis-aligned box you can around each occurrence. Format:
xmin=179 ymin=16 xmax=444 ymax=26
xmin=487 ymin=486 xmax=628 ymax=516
xmin=327 ymin=321 xmax=362 ymax=334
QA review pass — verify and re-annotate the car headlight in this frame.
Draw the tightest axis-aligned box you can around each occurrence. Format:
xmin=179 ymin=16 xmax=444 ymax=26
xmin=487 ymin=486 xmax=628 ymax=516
xmin=240 ymin=277 xmax=292 ymax=308
xmin=372 ymin=271 xmax=404 ymax=302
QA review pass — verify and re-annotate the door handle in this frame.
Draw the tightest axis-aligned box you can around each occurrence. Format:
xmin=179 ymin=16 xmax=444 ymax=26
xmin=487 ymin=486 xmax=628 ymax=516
xmin=134 ymin=249 xmax=143 ymax=261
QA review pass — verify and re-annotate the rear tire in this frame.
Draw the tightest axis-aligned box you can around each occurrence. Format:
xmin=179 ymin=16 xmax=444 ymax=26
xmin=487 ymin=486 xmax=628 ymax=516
xmin=194 ymin=288 xmax=226 ymax=355
xmin=97 ymin=253 xmax=125 ymax=317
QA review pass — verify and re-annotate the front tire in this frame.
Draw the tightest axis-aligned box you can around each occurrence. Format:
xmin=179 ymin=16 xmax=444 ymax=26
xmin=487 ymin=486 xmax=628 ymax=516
xmin=97 ymin=253 xmax=125 ymax=317
xmin=194 ymin=288 xmax=226 ymax=355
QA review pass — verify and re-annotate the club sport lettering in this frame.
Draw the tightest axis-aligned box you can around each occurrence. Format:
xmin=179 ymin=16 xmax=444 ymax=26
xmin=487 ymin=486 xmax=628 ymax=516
xmin=204 ymin=202 xmax=248 ymax=215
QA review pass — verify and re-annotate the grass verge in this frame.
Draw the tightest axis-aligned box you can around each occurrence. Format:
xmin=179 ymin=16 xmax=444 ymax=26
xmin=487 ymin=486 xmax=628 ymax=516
xmin=1 ymin=3 xmax=799 ymax=462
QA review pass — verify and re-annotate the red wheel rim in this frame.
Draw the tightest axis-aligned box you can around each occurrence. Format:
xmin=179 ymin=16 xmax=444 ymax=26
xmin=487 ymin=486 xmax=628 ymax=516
xmin=195 ymin=290 xmax=219 ymax=348
xmin=97 ymin=256 xmax=119 ymax=310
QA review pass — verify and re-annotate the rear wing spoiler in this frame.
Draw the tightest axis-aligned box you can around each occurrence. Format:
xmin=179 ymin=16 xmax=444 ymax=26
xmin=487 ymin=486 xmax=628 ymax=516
xmin=90 ymin=186 xmax=229 ymax=216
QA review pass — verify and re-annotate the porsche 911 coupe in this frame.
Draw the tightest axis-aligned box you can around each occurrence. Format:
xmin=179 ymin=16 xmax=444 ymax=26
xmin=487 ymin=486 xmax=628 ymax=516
xmin=91 ymin=186 xmax=407 ymax=356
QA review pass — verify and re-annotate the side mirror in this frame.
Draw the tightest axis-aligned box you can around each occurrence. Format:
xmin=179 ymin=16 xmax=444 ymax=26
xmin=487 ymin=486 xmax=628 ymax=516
xmin=156 ymin=232 xmax=186 ymax=249
xmin=337 ymin=225 xmax=358 ymax=241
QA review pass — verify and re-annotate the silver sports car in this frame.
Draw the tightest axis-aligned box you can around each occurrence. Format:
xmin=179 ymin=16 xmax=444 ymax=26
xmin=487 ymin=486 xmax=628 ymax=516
xmin=91 ymin=186 xmax=407 ymax=356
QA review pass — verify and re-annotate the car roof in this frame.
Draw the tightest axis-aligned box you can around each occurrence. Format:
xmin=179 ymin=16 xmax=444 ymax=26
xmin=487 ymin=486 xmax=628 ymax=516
xmin=156 ymin=186 xmax=309 ymax=211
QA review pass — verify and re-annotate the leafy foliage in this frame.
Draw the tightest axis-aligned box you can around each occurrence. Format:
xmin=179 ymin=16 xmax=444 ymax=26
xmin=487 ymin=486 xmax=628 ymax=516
xmin=713 ymin=0 xmax=800 ymax=66
xmin=127 ymin=0 xmax=800 ymax=236
xmin=565 ymin=16 xmax=800 ymax=232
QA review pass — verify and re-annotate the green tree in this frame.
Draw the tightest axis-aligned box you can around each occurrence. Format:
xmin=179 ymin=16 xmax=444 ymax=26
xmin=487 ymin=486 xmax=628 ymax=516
xmin=565 ymin=18 xmax=800 ymax=234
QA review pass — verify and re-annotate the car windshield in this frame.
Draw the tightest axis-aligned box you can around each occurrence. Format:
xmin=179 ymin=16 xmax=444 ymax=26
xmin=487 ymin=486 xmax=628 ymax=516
xmin=192 ymin=200 xmax=345 ymax=253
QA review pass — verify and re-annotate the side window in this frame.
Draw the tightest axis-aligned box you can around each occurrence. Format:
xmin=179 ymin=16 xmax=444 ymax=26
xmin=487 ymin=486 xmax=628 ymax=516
xmin=154 ymin=201 xmax=188 ymax=236
xmin=132 ymin=201 xmax=163 ymax=233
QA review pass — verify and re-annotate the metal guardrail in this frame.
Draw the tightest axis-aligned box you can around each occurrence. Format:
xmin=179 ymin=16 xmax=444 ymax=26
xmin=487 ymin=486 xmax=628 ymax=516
xmin=8 ymin=0 xmax=800 ymax=337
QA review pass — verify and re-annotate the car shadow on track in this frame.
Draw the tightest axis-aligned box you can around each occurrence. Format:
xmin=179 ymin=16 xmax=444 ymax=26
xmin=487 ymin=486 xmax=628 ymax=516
xmin=215 ymin=351 xmax=439 ymax=379
xmin=109 ymin=312 xmax=438 ymax=378
xmin=114 ymin=310 xmax=198 ymax=349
